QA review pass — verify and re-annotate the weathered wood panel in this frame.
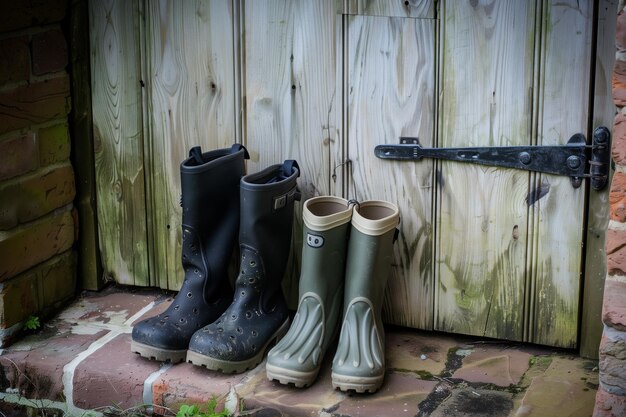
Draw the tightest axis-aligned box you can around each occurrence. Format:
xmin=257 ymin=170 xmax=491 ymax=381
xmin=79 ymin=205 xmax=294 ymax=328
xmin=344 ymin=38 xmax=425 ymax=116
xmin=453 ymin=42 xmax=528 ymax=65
xmin=243 ymin=0 xmax=339 ymax=307
xmin=89 ymin=0 xmax=149 ymax=285
xmin=435 ymin=1 xmax=536 ymax=340
xmin=144 ymin=0 xmax=237 ymax=289
xmin=528 ymin=0 xmax=593 ymax=348
xmin=346 ymin=0 xmax=435 ymax=18
xmin=346 ymin=15 xmax=435 ymax=329
xmin=580 ymin=0 xmax=617 ymax=359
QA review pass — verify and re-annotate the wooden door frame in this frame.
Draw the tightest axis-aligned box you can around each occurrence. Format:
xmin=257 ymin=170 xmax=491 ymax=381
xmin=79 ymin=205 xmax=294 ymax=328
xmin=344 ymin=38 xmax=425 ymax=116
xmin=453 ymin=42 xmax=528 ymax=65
xmin=580 ymin=0 xmax=617 ymax=359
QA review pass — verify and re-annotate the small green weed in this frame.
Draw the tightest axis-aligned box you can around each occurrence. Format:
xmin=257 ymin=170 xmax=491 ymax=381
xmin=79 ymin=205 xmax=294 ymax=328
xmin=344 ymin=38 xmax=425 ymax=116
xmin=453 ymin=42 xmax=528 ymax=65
xmin=24 ymin=315 xmax=41 ymax=330
xmin=176 ymin=396 xmax=230 ymax=417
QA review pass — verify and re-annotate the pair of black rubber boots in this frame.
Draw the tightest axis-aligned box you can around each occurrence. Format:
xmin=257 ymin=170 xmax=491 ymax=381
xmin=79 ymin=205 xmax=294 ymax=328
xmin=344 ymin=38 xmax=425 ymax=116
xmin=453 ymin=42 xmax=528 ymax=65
xmin=131 ymin=144 xmax=300 ymax=373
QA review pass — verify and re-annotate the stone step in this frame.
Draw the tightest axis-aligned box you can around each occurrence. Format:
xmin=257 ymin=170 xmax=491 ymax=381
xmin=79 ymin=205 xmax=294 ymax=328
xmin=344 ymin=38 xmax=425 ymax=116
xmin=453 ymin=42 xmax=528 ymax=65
xmin=0 ymin=286 xmax=599 ymax=417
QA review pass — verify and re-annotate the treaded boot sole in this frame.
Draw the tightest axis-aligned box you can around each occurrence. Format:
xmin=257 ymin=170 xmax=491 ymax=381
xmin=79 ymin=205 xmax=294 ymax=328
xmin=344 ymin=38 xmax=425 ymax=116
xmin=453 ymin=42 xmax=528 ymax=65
xmin=131 ymin=340 xmax=187 ymax=363
xmin=266 ymin=363 xmax=319 ymax=388
xmin=186 ymin=319 xmax=290 ymax=374
xmin=331 ymin=372 xmax=383 ymax=394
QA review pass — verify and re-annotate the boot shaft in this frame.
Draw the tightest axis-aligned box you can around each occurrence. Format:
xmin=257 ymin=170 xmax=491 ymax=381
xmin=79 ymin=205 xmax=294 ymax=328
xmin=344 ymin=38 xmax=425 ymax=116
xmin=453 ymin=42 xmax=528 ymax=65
xmin=238 ymin=160 xmax=300 ymax=282
xmin=343 ymin=201 xmax=400 ymax=313
xmin=299 ymin=196 xmax=353 ymax=300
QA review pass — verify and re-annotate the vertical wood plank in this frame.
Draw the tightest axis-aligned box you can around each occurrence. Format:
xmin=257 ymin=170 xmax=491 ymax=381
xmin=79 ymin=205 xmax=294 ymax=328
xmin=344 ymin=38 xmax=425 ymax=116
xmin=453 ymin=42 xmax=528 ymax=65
xmin=528 ymin=0 xmax=593 ymax=348
xmin=71 ymin=0 xmax=103 ymax=290
xmin=89 ymin=0 xmax=149 ymax=286
xmin=144 ymin=0 xmax=236 ymax=290
xmin=435 ymin=1 xmax=536 ymax=340
xmin=347 ymin=0 xmax=435 ymax=18
xmin=346 ymin=15 xmax=435 ymax=329
xmin=243 ymin=0 xmax=339 ymax=307
xmin=580 ymin=0 xmax=617 ymax=359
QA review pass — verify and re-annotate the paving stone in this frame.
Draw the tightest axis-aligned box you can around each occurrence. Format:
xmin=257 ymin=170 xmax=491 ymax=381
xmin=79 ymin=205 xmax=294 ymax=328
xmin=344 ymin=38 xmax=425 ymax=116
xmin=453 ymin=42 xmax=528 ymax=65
xmin=152 ymin=361 xmax=247 ymax=414
xmin=334 ymin=372 xmax=438 ymax=417
xmin=73 ymin=333 xmax=161 ymax=410
xmin=237 ymin=359 xmax=345 ymax=416
xmin=452 ymin=345 xmax=533 ymax=387
xmin=511 ymin=356 xmax=598 ymax=417
xmin=386 ymin=330 xmax=458 ymax=377
xmin=430 ymin=389 xmax=513 ymax=417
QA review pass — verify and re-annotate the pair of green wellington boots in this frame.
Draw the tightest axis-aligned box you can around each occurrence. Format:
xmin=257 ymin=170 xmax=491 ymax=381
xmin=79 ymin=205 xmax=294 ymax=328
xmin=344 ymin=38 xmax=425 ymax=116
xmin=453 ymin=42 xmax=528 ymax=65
xmin=131 ymin=144 xmax=300 ymax=373
xmin=266 ymin=196 xmax=400 ymax=393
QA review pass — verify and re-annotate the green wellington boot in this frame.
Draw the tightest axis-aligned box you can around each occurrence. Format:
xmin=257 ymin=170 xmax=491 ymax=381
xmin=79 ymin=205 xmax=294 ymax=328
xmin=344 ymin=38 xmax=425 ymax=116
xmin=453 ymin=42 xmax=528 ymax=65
xmin=266 ymin=196 xmax=353 ymax=387
xmin=331 ymin=200 xmax=400 ymax=393
xmin=186 ymin=160 xmax=300 ymax=373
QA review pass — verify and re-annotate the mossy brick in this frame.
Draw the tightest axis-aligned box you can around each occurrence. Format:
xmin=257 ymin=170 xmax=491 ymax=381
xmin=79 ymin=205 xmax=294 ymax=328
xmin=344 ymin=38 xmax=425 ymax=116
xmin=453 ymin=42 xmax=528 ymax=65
xmin=0 ymin=36 xmax=29 ymax=85
xmin=0 ymin=132 xmax=38 ymax=181
xmin=0 ymin=165 xmax=75 ymax=230
xmin=0 ymin=0 xmax=68 ymax=33
xmin=31 ymin=29 xmax=68 ymax=75
xmin=39 ymin=123 xmax=70 ymax=166
xmin=0 ymin=251 xmax=74 ymax=329
xmin=0 ymin=270 xmax=38 ymax=329
xmin=0 ymin=209 xmax=74 ymax=282
xmin=38 ymin=250 xmax=75 ymax=309
xmin=0 ymin=76 xmax=70 ymax=135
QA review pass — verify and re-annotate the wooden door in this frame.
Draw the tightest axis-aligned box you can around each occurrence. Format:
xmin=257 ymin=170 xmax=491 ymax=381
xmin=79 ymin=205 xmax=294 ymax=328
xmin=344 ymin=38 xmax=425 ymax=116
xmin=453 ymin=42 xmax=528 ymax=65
xmin=89 ymin=0 xmax=606 ymax=349
xmin=345 ymin=0 xmax=595 ymax=348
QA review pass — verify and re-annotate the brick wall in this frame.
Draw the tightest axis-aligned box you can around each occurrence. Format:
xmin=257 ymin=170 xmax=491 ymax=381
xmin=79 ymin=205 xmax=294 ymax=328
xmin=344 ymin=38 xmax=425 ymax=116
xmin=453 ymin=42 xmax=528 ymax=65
xmin=0 ymin=0 xmax=76 ymax=347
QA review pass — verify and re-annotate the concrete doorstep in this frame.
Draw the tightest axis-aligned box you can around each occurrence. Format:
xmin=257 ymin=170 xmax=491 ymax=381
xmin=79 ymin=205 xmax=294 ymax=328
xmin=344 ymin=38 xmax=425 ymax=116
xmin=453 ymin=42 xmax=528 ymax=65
xmin=0 ymin=286 xmax=599 ymax=417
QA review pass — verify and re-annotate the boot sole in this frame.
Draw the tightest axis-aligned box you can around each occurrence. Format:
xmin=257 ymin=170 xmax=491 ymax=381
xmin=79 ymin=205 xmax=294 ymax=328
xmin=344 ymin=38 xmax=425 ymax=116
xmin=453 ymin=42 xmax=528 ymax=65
xmin=131 ymin=340 xmax=187 ymax=363
xmin=266 ymin=363 xmax=319 ymax=388
xmin=331 ymin=372 xmax=383 ymax=394
xmin=186 ymin=318 xmax=290 ymax=374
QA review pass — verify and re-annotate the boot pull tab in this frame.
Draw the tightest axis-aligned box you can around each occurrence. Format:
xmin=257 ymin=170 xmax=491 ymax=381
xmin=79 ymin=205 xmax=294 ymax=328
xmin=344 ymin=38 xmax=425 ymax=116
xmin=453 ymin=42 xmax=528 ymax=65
xmin=230 ymin=143 xmax=250 ymax=159
xmin=189 ymin=146 xmax=204 ymax=165
xmin=281 ymin=160 xmax=300 ymax=178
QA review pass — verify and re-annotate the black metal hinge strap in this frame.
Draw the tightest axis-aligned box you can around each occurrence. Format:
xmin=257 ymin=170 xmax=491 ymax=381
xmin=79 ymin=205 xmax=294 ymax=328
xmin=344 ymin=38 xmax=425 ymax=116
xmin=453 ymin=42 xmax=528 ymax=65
xmin=374 ymin=126 xmax=610 ymax=191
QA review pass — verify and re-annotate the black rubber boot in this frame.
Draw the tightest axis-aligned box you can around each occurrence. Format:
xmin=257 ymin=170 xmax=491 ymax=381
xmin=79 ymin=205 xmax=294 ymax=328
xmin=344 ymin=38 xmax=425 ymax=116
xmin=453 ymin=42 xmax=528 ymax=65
xmin=186 ymin=160 xmax=300 ymax=373
xmin=131 ymin=144 xmax=249 ymax=363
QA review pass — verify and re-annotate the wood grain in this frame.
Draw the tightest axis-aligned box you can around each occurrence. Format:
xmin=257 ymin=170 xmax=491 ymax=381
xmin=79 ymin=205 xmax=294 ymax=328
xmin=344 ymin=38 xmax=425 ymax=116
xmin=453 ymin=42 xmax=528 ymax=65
xmin=435 ymin=1 xmax=536 ymax=340
xmin=346 ymin=15 xmax=435 ymax=329
xmin=346 ymin=0 xmax=435 ymax=18
xmin=243 ymin=0 xmax=339 ymax=307
xmin=144 ymin=0 xmax=237 ymax=290
xmin=89 ymin=0 xmax=149 ymax=286
xmin=528 ymin=0 xmax=593 ymax=348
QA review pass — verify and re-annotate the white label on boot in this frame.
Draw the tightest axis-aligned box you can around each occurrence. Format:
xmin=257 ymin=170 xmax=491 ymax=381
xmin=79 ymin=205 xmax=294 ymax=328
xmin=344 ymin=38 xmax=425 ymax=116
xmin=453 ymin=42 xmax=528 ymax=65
xmin=306 ymin=233 xmax=324 ymax=248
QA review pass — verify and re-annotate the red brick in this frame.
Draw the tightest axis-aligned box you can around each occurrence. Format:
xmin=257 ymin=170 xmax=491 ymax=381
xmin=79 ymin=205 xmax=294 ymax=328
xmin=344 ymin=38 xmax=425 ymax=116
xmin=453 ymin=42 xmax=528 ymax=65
xmin=73 ymin=334 xmax=161 ymax=410
xmin=618 ymin=11 xmax=626 ymax=52
xmin=610 ymin=172 xmax=626 ymax=222
xmin=0 ymin=132 xmax=38 ymax=181
xmin=0 ymin=209 xmax=74 ymax=282
xmin=38 ymin=123 xmax=70 ymax=166
xmin=612 ymin=114 xmax=626 ymax=166
xmin=613 ymin=61 xmax=626 ymax=107
xmin=31 ymin=29 xmax=68 ymax=75
xmin=0 ymin=76 xmax=70 ymax=135
xmin=0 ymin=272 xmax=38 ymax=329
xmin=0 ymin=0 xmax=68 ymax=33
xmin=603 ymin=280 xmax=626 ymax=331
xmin=0 ymin=165 xmax=75 ymax=230
xmin=0 ymin=36 xmax=29 ymax=84
xmin=606 ymin=229 xmax=626 ymax=276
xmin=594 ymin=386 xmax=626 ymax=417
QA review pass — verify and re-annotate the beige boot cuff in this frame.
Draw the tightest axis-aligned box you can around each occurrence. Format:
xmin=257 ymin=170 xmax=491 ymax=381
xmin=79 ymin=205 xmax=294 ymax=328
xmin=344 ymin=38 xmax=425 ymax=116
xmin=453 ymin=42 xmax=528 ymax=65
xmin=352 ymin=200 xmax=400 ymax=235
xmin=303 ymin=196 xmax=353 ymax=231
